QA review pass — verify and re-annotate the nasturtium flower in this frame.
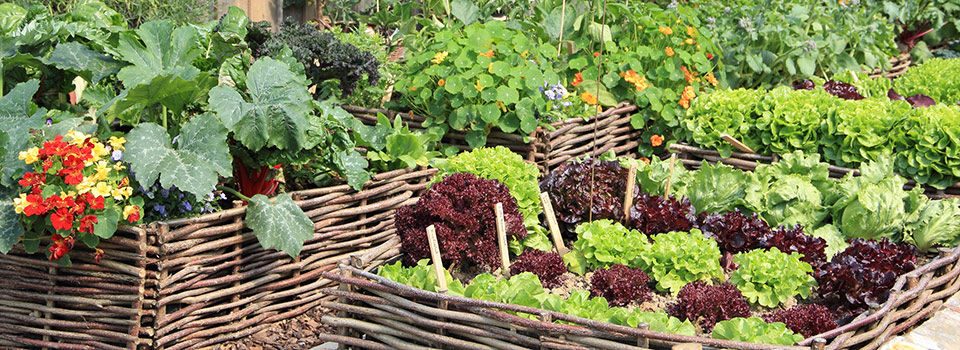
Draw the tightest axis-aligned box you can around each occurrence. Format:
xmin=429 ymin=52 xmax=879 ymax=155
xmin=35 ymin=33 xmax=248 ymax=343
xmin=682 ymin=66 xmax=697 ymax=84
xmin=479 ymin=50 xmax=494 ymax=58
xmin=475 ymin=80 xmax=485 ymax=92
xmin=651 ymin=134 xmax=664 ymax=147
xmin=705 ymin=72 xmax=719 ymax=86
xmin=50 ymin=208 xmax=74 ymax=231
xmin=18 ymin=147 xmax=39 ymax=164
xmin=91 ymin=182 xmax=112 ymax=198
xmin=123 ymin=205 xmax=140 ymax=223
xmin=438 ymin=79 xmax=445 ymax=86
xmin=108 ymin=136 xmax=126 ymax=150
xmin=48 ymin=235 xmax=74 ymax=261
xmin=431 ymin=51 xmax=449 ymax=64
xmin=621 ymin=70 xmax=651 ymax=91
xmin=572 ymin=72 xmax=584 ymax=87
xmin=581 ymin=92 xmax=598 ymax=105
xmin=685 ymin=38 xmax=695 ymax=45
xmin=65 ymin=129 xmax=87 ymax=145
xmin=679 ymin=85 xmax=696 ymax=109
xmin=659 ymin=26 xmax=673 ymax=35
xmin=594 ymin=52 xmax=601 ymax=57
xmin=687 ymin=26 xmax=696 ymax=37
xmin=665 ymin=47 xmax=675 ymax=56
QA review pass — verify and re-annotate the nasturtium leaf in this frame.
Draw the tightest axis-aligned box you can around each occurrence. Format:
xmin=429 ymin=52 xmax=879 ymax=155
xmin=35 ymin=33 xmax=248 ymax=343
xmin=124 ymin=113 xmax=231 ymax=198
xmin=466 ymin=129 xmax=487 ymax=148
xmin=496 ymin=86 xmax=519 ymax=105
xmin=0 ymin=186 xmax=23 ymax=254
xmin=46 ymin=42 xmax=124 ymax=83
xmin=92 ymin=208 xmax=120 ymax=239
xmin=208 ymin=57 xmax=312 ymax=151
xmin=450 ymin=0 xmax=480 ymax=26
xmin=479 ymin=103 xmax=501 ymax=124
xmin=0 ymin=80 xmax=45 ymax=187
xmin=246 ymin=193 xmax=314 ymax=258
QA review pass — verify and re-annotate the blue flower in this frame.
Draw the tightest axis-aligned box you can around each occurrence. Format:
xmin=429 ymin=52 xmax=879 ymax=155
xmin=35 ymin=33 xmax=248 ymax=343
xmin=153 ymin=204 xmax=167 ymax=217
xmin=160 ymin=188 xmax=170 ymax=198
xmin=172 ymin=135 xmax=180 ymax=144
xmin=181 ymin=201 xmax=193 ymax=212
xmin=111 ymin=149 xmax=123 ymax=161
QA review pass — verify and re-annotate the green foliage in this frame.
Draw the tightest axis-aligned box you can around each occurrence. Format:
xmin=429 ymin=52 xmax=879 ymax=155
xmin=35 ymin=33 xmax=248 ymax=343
xmin=635 ymin=229 xmax=724 ymax=295
xmin=328 ymin=27 xmax=403 ymax=107
xmin=894 ymin=59 xmax=960 ymax=105
xmin=364 ymin=114 xmax=441 ymax=171
xmin=124 ymin=113 xmax=231 ymax=198
xmin=730 ymin=248 xmax=817 ymax=308
xmin=568 ymin=220 xmax=649 ymax=273
xmin=711 ymin=317 xmax=804 ymax=345
xmin=394 ymin=21 xmax=561 ymax=147
xmin=246 ymin=193 xmax=314 ymax=258
xmin=683 ymin=88 xmax=763 ymax=158
xmin=748 ymin=151 xmax=838 ymax=229
xmin=810 ymin=224 xmax=849 ymax=260
xmin=377 ymin=259 xmax=465 ymax=294
xmin=832 ymin=156 xmax=926 ymax=241
xmin=0 ymin=80 xmax=46 ymax=187
xmin=623 ymin=156 xmax=691 ymax=198
xmin=464 ymin=272 xmax=546 ymax=309
xmin=684 ymin=161 xmax=758 ymax=215
xmin=905 ymin=198 xmax=960 ymax=252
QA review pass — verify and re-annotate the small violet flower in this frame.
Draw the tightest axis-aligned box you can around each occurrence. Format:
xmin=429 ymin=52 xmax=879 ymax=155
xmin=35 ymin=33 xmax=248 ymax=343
xmin=111 ymin=149 xmax=123 ymax=161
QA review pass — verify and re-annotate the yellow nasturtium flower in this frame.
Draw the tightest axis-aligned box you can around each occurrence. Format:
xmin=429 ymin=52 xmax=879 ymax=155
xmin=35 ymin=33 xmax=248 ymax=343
xmin=108 ymin=136 xmax=126 ymax=150
xmin=18 ymin=147 xmax=39 ymax=164
xmin=431 ymin=51 xmax=449 ymax=64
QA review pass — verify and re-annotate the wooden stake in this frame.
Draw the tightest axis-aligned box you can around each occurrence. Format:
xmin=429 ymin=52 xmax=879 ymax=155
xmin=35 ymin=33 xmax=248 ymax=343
xmin=720 ymin=134 xmax=755 ymax=154
xmin=540 ymin=192 xmax=569 ymax=255
xmin=494 ymin=203 xmax=511 ymax=276
xmin=623 ymin=163 xmax=637 ymax=220
xmin=425 ymin=225 xmax=448 ymax=292
xmin=664 ymin=154 xmax=677 ymax=198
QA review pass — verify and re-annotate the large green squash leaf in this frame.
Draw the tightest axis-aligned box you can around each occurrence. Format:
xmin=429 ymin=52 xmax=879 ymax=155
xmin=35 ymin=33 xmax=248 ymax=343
xmin=208 ymin=57 xmax=313 ymax=151
xmin=45 ymin=42 xmax=124 ymax=83
xmin=0 ymin=80 xmax=45 ymax=187
xmin=124 ymin=113 xmax=231 ymax=198
xmin=246 ymin=193 xmax=313 ymax=258
xmin=115 ymin=21 xmax=201 ymax=87
xmin=0 ymin=185 xmax=23 ymax=254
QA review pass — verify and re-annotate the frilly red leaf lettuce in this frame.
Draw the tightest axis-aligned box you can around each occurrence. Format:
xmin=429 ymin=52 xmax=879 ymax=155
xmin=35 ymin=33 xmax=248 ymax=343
xmin=814 ymin=238 xmax=916 ymax=314
xmin=540 ymin=159 xmax=637 ymax=238
xmin=668 ymin=281 xmax=751 ymax=332
xmin=589 ymin=264 xmax=653 ymax=307
xmin=511 ymin=249 xmax=567 ymax=288
xmin=628 ymin=194 xmax=697 ymax=236
xmin=762 ymin=304 xmax=838 ymax=338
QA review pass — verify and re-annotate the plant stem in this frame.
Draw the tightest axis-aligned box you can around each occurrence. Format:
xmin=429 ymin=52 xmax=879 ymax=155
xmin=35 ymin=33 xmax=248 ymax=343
xmin=218 ymin=186 xmax=252 ymax=202
xmin=161 ymin=105 xmax=168 ymax=129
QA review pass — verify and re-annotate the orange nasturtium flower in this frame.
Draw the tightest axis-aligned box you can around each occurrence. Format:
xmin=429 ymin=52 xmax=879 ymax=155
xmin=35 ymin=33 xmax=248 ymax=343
xmin=620 ymin=70 xmax=650 ymax=91
xmin=581 ymin=92 xmax=598 ymax=105
xmin=438 ymin=79 xmax=446 ymax=86
xmin=681 ymin=66 xmax=697 ymax=84
xmin=665 ymin=47 xmax=675 ymax=56
xmin=685 ymin=38 xmax=695 ymax=45
xmin=474 ymin=80 xmax=485 ymax=92
xmin=572 ymin=72 xmax=584 ymax=87
xmin=479 ymin=50 xmax=495 ymax=58
xmin=659 ymin=26 xmax=673 ymax=35
xmin=678 ymin=85 xmax=696 ymax=109
xmin=687 ymin=26 xmax=696 ymax=37
xmin=594 ymin=52 xmax=601 ymax=57
xmin=650 ymin=134 xmax=664 ymax=147
xmin=705 ymin=72 xmax=719 ymax=86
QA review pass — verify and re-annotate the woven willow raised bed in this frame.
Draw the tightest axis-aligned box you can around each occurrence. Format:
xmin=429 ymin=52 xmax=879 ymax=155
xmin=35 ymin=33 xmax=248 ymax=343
xmin=669 ymin=143 xmax=960 ymax=197
xmin=320 ymin=243 xmax=960 ymax=350
xmin=342 ymin=103 xmax=641 ymax=173
xmin=0 ymin=167 xmax=436 ymax=349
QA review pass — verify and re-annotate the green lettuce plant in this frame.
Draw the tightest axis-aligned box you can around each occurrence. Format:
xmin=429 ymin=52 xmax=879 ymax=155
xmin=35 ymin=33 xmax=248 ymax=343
xmin=711 ymin=317 xmax=804 ymax=346
xmin=905 ymin=198 xmax=960 ymax=252
xmin=893 ymin=58 xmax=960 ymax=105
xmin=730 ymin=248 xmax=817 ymax=308
xmin=567 ymin=220 xmax=649 ymax=274
xmin=635 ymin=229 xmax=724 ymax=295
xmin=377 ymin=259 xmax=465 ymax=294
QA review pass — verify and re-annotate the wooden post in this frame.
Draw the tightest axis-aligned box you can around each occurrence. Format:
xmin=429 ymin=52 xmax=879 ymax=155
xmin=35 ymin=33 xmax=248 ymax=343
xmin=623 ymin=163 xmax=637 ymax=220
xmin=494 ymin=203 xmax=511 ymax=276
xmin=426 ymin=225 xmax=448 ymax=292
xmin=540 ymin=192 xmax=568 ymax=255
xmin=664 ymin=154 xmax=677 ymax=198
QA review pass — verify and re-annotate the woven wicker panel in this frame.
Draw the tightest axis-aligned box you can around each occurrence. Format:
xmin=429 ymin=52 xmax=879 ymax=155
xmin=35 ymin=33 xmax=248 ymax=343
xmin=670 ymin=143 xmax=960 ymax=198
xmin=868 ymin=53 xmax=912 ymax=79
xmin=0 ymin=226 xmax=152 ymax=350
xmin=320 ymin=243 xmax=960 ymax=350
xmin=342 ymin=104 xmax=642 ymax=173
xmin=150 ymin=168 xmax=435 ymax=349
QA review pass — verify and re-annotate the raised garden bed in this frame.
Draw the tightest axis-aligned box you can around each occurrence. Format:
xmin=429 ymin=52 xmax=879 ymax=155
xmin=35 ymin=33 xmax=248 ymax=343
xmin=342 ymin=104 xmax=641 ymax=173
xmin=0 ymin=168 xmax=435 ymax=350
xmin=669 ymin=143 xmax=960 ymax=198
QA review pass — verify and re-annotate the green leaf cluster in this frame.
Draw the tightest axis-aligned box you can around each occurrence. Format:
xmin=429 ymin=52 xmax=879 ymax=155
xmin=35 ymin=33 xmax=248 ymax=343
xmin=730 ymin=248 xmax=817 ymax=308
xmin=362 ymin=114 xmax=441 ymax=172
xmin=377 ymin=259 xmax=465 ymax=294
xmin=893 ymin=58 xmax=960 ymax=105
xmin=568 ymin=220 xmax=649 ymax=273
xmin=831 ymin=156 xmax=926 ymax=241
xmin=635 ymin=229 xmax=724 ymax=295
xmin=711 ymin=317 xmax=804 ymax=346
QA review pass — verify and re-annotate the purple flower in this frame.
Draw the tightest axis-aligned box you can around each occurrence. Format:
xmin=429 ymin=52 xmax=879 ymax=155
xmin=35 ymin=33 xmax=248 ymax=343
xmin=181 ymin=201 xmax=192 ymax=212
xmin=172 ymin=135 xmax=180 ymax=144
xmin=562 ymin=101 xmax=572 ymax=107
xmin=153 ymin=204 xmax=167 ymax=217
xmin=46 ymin=118 xmax=53 ymax=126
xmin=160 ymin=189 xmax=170 ymax=198
xmin=111 ymin=149 xmax=123 ymax=161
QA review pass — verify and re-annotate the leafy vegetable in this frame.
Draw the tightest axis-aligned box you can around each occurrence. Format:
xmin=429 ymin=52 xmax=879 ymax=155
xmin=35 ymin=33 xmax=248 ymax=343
xmin=730 ymin=248 xmax=817 ymax=308
xmin=684 ymin=161 xmax=758 ymax=215
xmin=683 ymin=88 xmax=763 ymax=158
xmin=569 ymin=220 xmax=648 ymax=273
xmin=711 ymin=317 xmax=804 ymax=346
xmin=904 ymin=198 xmax=960 ymax=252
xmin=589 ymin=264 xmax=653 ymax=307
xmin=395 ymin=173 xmax=526 ymax=268
xmin=762 ymin=304 xmax=838 ymax=338
xmin=378 ymin=259 xmax=464 ymax=294
xmin=541 ymin=159 xmax=635 ymax=238
xmin=893 ymin=58 xmax=960 ymax=106
xmin=608 ymin=309 xmax=697 ymax=337
xmin=831 ymin=156 xmax=924 ymax=240
xmin=760 ymin=225 xmax=828 ymax=271
xmin=668 ymin=281 xmax=751 ymax=332
xmin=627 ymin=194 xmax=697 ymax=236
xmin=636 ymin=229 xmax=724 ymax=295
xmin=465 ymin=272 xmax=546 ymax=309
xmin=698 ymin=209 xmax=770 ymax=254
xmin=246 ymin=193 xmax=314 ymax=258
xmin=814 ymin=238 xmax=916 ymax=313
xmin=511 ymin=249 xmax=566 ymax=289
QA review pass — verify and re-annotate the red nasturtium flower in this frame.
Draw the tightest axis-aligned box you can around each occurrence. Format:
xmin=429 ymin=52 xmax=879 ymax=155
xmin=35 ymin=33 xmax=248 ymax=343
xmin=593 ymin=52 xmax=601 ymax=57
xmin=94 ymin=248 xmax=105 ymax=263
xmin=48 ymin=235 xmax=74 ymax=261
xmin=572 ymin=72 xmax=584 ymax=87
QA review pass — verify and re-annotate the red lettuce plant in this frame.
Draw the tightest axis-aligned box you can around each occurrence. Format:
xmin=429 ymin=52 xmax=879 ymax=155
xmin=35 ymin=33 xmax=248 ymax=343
xmin=698 ymin=209 xmax=770 ymax=253
xmin=814 ymin=238 xmax=916 ymax=314
xmin=668 ymin=281 xmax=751 ymax=332
xmin=511 ymin=249 xmax=566 ymax=288
xmin=762 ymin=304 xmax=838 ymax=338
xmin=628 ymin=194 xmax=697 ymax=236
xmin=822 ymin=80 xmax=865 ymax=100
xmin=396 ymin=173 xmax=526 ymax=268
xmin=589 ymin=264 xmax=653 ymax=307
xmin=760 ymin=225 xmax=828 ymax=271
xmin=540 ymin=159 xmax=637 ymax=238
